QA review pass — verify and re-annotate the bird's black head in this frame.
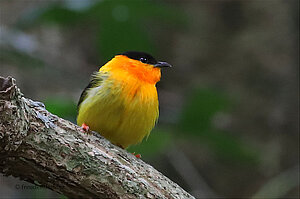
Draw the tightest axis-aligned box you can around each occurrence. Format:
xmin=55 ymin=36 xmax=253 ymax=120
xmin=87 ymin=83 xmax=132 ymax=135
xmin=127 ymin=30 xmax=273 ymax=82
xmin=120 ymin=51 xmax=157 ymax=65
xmin=120 ymin=51 xmax=172 ymax=68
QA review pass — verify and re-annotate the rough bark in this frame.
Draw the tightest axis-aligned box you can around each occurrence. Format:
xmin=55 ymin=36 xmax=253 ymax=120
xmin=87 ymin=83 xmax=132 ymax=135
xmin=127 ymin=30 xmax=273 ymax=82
xmin=0 ymin=76 xmax=194 ymax=199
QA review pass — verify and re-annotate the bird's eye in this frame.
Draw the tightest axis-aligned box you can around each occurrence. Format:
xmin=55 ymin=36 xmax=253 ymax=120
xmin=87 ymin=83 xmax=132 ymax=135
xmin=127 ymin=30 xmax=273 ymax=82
xmin=139 ymin=57 xmax=147 ymax=63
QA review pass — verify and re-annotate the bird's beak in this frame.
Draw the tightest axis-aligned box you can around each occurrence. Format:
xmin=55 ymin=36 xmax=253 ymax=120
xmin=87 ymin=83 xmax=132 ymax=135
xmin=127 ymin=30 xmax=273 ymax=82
xmin=154 ymin=61 xmax=172 ymax=68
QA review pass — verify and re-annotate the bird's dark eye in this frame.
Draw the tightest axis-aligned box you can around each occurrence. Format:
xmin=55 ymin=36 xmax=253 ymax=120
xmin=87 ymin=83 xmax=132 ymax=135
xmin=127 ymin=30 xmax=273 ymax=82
xmin=139 ymin=57 xmax=147 ymax=63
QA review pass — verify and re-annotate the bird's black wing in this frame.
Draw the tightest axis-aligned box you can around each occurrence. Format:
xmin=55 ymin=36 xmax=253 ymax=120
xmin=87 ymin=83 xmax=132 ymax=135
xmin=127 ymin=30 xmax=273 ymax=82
xmin=77 ymin=71 xmax=106 ymax=109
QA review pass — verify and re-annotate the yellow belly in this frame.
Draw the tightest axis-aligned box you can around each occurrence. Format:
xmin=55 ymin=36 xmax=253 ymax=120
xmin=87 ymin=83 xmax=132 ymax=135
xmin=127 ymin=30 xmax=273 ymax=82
xmin=77 ymin=77 xmax=159 ymax=149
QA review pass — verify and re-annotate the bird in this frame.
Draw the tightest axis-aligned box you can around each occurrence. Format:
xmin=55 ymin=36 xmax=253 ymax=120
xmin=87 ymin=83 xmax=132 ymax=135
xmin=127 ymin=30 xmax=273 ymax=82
xmin=77 ymin=51 xmax=171 ymax=150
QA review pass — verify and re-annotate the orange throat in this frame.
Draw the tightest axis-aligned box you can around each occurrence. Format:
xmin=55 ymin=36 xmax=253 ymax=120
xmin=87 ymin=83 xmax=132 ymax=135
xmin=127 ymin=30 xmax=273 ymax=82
xmin=100 ymin=55 xmax=161 ymax=85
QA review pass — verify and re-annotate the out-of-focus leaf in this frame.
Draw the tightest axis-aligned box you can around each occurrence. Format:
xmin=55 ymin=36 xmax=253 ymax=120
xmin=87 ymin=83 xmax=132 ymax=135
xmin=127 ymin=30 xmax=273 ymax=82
xmin=87 ymin=0 xmax=187 ymax=61
xmin=128 ymin=129 xmax=171 ymax=157
xmin=31 ymin=186 xmax=50 ymax=199
xmin=43 ymin=97 xmax=77 ymax=121
xmin=59 ymin=194 xmax=68 ymax=199
xmin=178 ymin=88 xmax=259 ymax=163
xmin=0 ymin=48 xmax=43 ymax=68
xmin=39 ymin=6 xmax=83 ymax=25
xmin=179 ymin=88 xmax=230 ymax=133
xmin=18 ymin=0 xmax=187 ymax=62
xmin=202 ymin=130 xmax=259 ymax=164
xmin=19 ymin=5 xmax=84 ymax=27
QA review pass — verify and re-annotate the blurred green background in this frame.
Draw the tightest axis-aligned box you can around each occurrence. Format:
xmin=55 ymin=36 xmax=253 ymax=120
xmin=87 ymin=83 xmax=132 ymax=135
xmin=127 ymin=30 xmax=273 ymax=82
xmin=0 ymin=0 xmax=299 ymax=198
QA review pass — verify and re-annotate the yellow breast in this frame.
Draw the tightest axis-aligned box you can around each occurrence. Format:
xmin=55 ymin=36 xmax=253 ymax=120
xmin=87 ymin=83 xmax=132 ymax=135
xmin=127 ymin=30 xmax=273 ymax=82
xmin=77 ymin=55 xmax=161 ymax=148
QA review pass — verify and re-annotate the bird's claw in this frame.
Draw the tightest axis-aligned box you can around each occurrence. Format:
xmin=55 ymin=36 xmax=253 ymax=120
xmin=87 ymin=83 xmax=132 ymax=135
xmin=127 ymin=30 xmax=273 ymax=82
xmin=81 ymin=123 xmax=90 ymax=133
xmin=132 ymin=152 xmax=141 ymax=159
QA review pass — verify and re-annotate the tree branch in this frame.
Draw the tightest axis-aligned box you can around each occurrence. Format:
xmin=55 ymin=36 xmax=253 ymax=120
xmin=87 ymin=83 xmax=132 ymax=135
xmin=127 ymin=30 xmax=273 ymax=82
xmin=0 ymin=76 xmax=195 ymax=199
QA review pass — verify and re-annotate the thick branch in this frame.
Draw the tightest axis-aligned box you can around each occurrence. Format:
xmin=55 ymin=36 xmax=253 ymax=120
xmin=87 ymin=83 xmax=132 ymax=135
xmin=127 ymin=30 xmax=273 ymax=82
xmin=0 ymin=76 xmax=194 ymax=199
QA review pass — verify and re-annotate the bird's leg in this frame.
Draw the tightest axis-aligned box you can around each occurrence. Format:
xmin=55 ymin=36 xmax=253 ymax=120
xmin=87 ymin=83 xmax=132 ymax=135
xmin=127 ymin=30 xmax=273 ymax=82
xmin=117 ymin=144 xmax=142 ymax=159
xmin=132 ymin=152 xmax=141 ymax=159
xmin=81 ymin=123 xmax=90 ymax=133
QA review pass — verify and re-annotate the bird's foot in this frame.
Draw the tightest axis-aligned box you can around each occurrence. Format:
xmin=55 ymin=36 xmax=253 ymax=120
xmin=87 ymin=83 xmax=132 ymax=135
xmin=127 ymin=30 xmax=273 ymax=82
xmin=132 ymin=152 xmax=141 ymax=159
xmin=81 ymin=123 xmax=90 ymax=133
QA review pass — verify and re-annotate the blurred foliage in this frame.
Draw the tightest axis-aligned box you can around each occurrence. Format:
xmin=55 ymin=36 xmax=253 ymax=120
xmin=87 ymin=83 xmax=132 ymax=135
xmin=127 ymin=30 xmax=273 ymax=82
xmin=180 ymin=89 xmax=230 ymax=133
xmin=31 ymin=188 xmax=50 ymax=199
xmin=44 ymin=97 xmax=77 ymax=121
xmin=19 ymin=0 xmax=186 ymax=62
xmin=128 ymin=129 xmax=171 ymax=157
xmin=130 ymin=88 xmax=259 ymax=164
xmin=178 ymin=88 xmax=259 ymax=164
xmin=0 ymin=48 xmax=43 ymax=69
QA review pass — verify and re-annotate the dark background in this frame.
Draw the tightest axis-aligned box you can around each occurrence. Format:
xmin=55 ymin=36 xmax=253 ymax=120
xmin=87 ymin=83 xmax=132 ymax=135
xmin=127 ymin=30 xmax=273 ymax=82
xmin=0 ymin=0 xmax=299 ymax=198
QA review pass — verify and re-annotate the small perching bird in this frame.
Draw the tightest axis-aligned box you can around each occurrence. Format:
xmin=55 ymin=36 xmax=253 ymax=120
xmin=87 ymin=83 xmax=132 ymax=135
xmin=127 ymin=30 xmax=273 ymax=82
xmin=77 ymin=51 xmax=171 ymax=149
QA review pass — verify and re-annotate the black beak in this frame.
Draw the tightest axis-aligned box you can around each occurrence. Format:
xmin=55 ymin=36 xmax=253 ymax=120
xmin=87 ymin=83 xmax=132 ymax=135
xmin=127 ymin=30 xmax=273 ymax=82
xmin=154 ymin=61 xmax=172 ymax=68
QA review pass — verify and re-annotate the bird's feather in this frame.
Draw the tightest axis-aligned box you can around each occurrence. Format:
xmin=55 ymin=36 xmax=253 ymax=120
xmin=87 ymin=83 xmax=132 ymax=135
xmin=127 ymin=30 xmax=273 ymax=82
xmin=78 ymin=72 xmax=106 ymax=108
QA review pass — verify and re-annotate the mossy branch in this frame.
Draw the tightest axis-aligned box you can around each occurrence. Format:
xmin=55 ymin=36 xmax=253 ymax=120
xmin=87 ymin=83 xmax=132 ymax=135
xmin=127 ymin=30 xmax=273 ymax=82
xmin=0 ymin=76 xmax=194 ymax=199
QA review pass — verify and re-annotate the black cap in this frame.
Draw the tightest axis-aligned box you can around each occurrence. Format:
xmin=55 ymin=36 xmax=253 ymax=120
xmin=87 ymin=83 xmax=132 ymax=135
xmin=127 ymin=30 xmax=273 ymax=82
xmin=120 ymin=51 xmax=171 ymax=68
